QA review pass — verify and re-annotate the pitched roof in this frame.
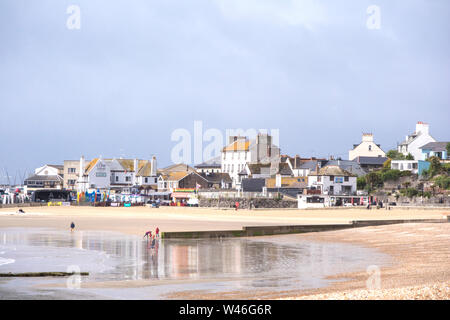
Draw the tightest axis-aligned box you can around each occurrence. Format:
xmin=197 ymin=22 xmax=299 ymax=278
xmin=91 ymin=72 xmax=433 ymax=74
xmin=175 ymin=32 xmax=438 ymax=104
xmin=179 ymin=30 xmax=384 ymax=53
xmin=419 ymin=142 xmax=449 ymax=152
xmin=136 ymin=161 xmax=154 ymax=177
xmin=277 ymin=162 xmax=293 ymax=175
xmin=158 ymin=163 xmax=196 ymax=174
xmin=241 ymin=178 xmax=266 ymax=192
xmin=309 ymin=165 xmax=356 ymax=177
xmin=266 ymin=177 xmax=307 ymax=188
xmin=200 ymin=172 xmax=232 ymax=184
xmin=324 ymin=160 xmax=366 ymax=177
xmin=160 ymin=171 xmax=190 ymax=182
xmin=46 ymin=165 xmax=64 ymax=170
xmin=247 ymin=163 xmax=271 ymax=175
xmin=354 ymin=156 xmax=388 ymax=165
xmin=222 ymin=140 xmax=250 ymax=152
xmin=25 ymin=174 xmax=63 ymax=182
xmin=84 ymin=158 xmax=99 ymax=173
xmin=195 ymin=156 xmax=221 ymax=168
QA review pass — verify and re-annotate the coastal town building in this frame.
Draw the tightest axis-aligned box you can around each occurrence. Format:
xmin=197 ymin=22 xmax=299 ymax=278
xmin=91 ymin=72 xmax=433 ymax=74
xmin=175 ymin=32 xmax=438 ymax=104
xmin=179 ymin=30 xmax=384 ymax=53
xmin=63 ymin=159 xmax=91 ymax=190
xmin=157 ymin=171 xmax=208 ymax=192
xmin=391 ymin=160 xmax=430 ymax=176
xmin=352 ymin=156 xmax=388 ymax=173
xmin=221 ymin=133 xmax=281 ymax=187
xmin=195 ymin=156 xmax=221 ymax=173
xmin=24 ymin=164 xmax=64 ymax=190
xmin=284 ymin=156 xmax=327 ymax=177
xmin=397 ymin=122 xmax=436 ymax=160
xmin=77 ymin=156 xmax=158 ymax=193
xmin=199 ymin=172 xmax=232 ymax=189
xmin=349 ymin=133 xmax=386 ymax=161
xmin=307 ymin=165 xmax=357 ymax=195
xmin=419 ymin=142 xmax=449 ymax=161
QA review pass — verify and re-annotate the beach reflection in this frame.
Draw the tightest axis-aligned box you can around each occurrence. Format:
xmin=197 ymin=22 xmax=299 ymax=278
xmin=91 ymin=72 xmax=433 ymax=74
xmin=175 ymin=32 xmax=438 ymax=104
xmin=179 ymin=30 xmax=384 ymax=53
xmin=0 ymin=228 xmax=388 ymax=288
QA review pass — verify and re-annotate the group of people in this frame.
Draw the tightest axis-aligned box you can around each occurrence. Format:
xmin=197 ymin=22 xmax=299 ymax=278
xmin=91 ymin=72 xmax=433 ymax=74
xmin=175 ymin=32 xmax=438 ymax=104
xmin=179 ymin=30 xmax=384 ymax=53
xmin=144 ymin=227 xmax=160 ymax=249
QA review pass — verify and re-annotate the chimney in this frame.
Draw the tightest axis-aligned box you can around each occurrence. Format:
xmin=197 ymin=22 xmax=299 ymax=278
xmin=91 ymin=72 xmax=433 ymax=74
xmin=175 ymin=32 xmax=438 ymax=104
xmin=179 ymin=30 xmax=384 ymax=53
xmin=362 ymin=133 xmax=374 ymax=142
xmin=133 ymin=158 xmax=138 ymax=185
xmin=79 ymin=155 xmax=85 ymax=178
xmin=416 ymin=122 xmax=429 ymax=135
xmin=275 ymin=174 xmax=282 ymax=188
xmin=151 ymin=156 xmax=157 ymax=176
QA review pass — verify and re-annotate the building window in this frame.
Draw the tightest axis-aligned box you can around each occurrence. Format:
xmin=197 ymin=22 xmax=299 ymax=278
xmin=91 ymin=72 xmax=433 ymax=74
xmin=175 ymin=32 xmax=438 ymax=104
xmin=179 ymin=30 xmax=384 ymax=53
xmin=68 ymin=168 xmax=76 ymax=173
xmin=145 ymin=178 xmax=148 ymax=183
xmin=115 ymin=176 xmax=119 ymax=182
xmin=329 ymin=175 xmax=334 ymax=181
xmin=126 ymin=176 xmax=131 ymax=182
xmin=368 ymin=145 xmax=372 ymax=151
xmin=344 ymin=176 xmax=349 ymax=182
xmin=317 ymin=176 xmax=322 ymax=182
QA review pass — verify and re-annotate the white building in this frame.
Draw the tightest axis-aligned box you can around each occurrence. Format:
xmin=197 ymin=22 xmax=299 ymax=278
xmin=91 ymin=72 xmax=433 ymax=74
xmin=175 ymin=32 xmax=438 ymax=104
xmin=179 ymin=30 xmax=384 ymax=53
xmin=307 ymin=165 xmax=357 ymax=195
xmin=349 ymin=133 xmax=385 ymax=161
xmin=24 ymin=164 xmax=64 ymax=190
xmin=397 ymin=122 xmax=436 ymax=161
xmin=221 ymin=134 xmax=280 ymax=187
xmin=77 ymin=156 xmax=158 ymax=193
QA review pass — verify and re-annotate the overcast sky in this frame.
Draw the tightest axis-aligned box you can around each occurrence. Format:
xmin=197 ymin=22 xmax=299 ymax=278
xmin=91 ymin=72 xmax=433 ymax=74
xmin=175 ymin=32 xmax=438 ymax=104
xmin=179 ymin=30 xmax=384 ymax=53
xmin=0 ymin=0 xmax=449 ymax=183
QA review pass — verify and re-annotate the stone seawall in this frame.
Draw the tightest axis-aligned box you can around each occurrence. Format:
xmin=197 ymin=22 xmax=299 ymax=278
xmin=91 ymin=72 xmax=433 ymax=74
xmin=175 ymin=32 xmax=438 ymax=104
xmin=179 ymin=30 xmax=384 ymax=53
xmin=161 ymin=216 xmax=449 ymax=239
xmin=199 ymin=197 xmax=297 ymax=209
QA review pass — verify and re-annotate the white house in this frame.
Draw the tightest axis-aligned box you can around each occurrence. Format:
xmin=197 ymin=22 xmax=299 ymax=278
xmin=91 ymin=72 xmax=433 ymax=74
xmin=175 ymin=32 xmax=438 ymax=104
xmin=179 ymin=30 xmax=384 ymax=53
xmin=77 ymin=156 xmax=158 ymax=193
xmin=397 ymin=122 xmax=436 ymax=160
xmin=349 ymin=133 xmax=385 ymax=161
xmin=307 ymin=165 xmax=357 ymax=195
xmin=24 ymin=164 xmax=64 ymax=189
xmin=221 ymin=133 xmax=280 ymax=187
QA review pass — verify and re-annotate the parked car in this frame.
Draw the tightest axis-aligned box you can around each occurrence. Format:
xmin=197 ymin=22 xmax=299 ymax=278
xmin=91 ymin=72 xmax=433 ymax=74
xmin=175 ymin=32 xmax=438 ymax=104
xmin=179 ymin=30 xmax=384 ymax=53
xmin=389 ymin=202 xmax=397 ymax=206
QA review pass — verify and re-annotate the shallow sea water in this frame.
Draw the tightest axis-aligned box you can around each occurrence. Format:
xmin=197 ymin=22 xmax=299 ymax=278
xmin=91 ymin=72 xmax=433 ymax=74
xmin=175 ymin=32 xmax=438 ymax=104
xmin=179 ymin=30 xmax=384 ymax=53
xmin=0 ymin=228 xmax=391 ymax=299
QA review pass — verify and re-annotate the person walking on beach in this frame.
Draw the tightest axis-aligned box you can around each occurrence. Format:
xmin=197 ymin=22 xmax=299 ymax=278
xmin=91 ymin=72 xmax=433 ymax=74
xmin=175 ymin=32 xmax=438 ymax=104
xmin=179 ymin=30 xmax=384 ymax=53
xmin=70 ymin=222 xmax=75 ymax=232
xmin=151 ymin=235 xmax=156 ymax=249
xmin=235 ymin=201 xmax=239 ymax=211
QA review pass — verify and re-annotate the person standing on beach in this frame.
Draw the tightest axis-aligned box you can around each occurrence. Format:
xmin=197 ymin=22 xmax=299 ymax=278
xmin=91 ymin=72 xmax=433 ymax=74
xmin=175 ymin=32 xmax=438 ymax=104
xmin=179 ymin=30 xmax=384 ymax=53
xmin=70 ymin=222 xmax=75 ymax=232
xmin=155 ymin=227 xmax=160 ymax=238
xmin=235 ymin=201 xmax=239 ymax=211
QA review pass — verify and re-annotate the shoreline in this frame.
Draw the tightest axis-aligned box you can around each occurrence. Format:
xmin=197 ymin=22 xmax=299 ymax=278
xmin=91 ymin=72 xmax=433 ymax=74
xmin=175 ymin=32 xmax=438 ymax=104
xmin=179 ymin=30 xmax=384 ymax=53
xmin=1 ymin=206 xmax=449 ymax=299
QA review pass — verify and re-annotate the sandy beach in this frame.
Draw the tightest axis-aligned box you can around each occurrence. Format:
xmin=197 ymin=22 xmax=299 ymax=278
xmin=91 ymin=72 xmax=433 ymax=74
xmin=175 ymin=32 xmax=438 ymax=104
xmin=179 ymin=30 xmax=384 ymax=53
xmin=0 ymin=205 xmax=449 ymax=299
xmin=0 ymin=205 xmax=448 ymax=235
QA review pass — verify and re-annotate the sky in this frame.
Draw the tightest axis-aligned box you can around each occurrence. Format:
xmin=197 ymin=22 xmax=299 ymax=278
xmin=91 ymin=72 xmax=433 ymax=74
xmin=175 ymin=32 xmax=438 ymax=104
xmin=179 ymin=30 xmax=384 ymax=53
xmin=0 ymin=0 xmax=449 ymax=184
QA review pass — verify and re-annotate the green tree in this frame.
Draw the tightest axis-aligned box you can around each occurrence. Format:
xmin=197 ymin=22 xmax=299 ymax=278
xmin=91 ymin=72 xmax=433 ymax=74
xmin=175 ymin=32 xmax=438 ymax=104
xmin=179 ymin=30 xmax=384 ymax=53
xmin=428 ymin=156 xmax=442 ymax=177
xmin=386 ymin=149 xmax=405 ymax=160
xmin=381 ymin=169 xmax=401 ymax=181
xmin=434 ymin=176 xmax=450 ymax=190
xmin=357 ymin=176 xmax=367 ymax=190
xmin=446 ymin=142 xmax=450 ymax=157
xmin=405 ymin=153 xmax=414 ymax=160
xmin=365 ymin=172 xmax=382 ymax=192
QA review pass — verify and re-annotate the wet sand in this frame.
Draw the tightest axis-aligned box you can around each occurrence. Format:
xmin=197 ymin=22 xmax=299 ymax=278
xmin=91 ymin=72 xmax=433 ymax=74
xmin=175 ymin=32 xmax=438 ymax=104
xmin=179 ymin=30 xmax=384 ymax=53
xmin=164 ymin=222 xmax=449 ymax=299
xmin=1 ymin=206 xmax=449 ymax=299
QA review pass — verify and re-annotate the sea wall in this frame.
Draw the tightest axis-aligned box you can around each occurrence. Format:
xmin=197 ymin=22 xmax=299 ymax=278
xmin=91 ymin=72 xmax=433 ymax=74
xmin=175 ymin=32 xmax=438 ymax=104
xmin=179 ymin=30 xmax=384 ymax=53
xmin=198 ymin=197 xmax=297 ymax=209
xmin=162 ymin=217 xmax=449 ymax=239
